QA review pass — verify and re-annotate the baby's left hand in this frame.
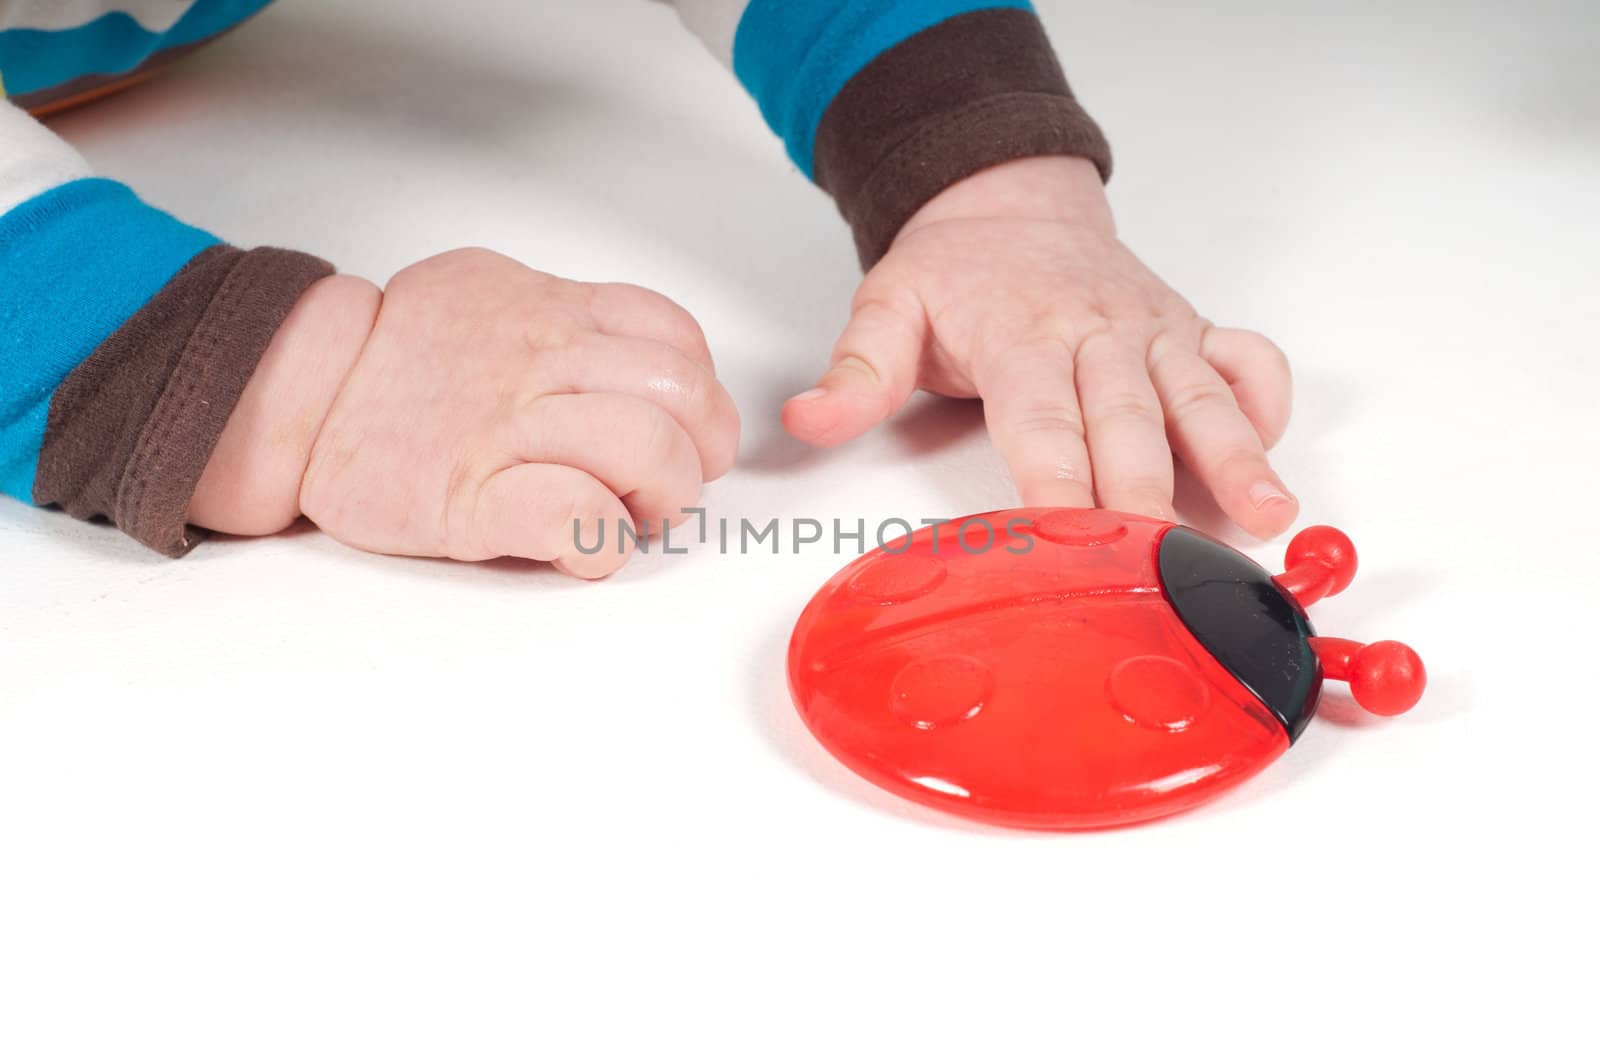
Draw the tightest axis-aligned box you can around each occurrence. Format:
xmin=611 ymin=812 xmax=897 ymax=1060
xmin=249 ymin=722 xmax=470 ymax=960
xmin=782 ymin=156 xmax=1298 ymax=538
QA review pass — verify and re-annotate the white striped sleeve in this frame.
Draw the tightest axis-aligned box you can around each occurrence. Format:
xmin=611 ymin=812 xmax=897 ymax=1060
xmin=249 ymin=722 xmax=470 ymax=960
xmin=0 ymin=101 xmax=94 ymax=217
xmin=0 ymin=1 xmax=201 ymax=33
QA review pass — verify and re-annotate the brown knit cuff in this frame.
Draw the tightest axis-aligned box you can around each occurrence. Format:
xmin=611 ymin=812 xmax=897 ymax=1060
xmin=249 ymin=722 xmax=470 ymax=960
xmin=33 ymin=244 xmax=334 ymax=557
xmin=813 ymin=8 xmax=1113 ymax=268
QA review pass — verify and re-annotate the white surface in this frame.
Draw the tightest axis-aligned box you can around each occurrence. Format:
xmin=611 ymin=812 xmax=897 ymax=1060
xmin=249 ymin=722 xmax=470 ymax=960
xmin=3 ymin=1 xmax=1598 ymax=1058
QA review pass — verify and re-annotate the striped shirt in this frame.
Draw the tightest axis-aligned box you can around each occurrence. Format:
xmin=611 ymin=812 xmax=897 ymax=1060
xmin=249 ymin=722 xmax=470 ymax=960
xmin=0 ymin=0 xmax=1109 ymax=554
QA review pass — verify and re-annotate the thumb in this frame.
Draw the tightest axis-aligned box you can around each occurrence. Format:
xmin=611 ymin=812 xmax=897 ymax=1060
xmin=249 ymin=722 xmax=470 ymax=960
xmin=782 ymin=293 xmax=925 ymax=447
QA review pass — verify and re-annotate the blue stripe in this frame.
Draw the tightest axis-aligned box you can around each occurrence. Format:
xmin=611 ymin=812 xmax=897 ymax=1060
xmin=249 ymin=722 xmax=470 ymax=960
xmin=0 ymin=179 xmax=218 ymax=503
xmin=731 ymin=0 xmax=1033 ymax=177
xmin=0 ymin=0 xmax=273 ymax=97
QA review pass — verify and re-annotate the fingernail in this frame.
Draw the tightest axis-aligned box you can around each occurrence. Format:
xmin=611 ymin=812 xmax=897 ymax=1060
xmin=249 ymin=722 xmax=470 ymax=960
xmin=1248 ymin=480 xmax=1292 ymax=509
xmin=792 ymin=388 xmax=827 ymax=402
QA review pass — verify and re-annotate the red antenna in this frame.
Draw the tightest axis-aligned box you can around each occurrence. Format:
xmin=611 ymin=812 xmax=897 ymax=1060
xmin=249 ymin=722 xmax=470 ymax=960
xmin=1275 ymin=525 xmax=1358 ymax=608
xmin=1307 ymin=637 xmax=1427 ymax=716
xmin=1276 ymin=526 xmax=1426 ymax=716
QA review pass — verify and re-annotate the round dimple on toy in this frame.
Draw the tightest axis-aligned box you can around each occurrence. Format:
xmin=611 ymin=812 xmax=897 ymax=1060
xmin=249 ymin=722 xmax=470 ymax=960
xmin=786 ymin=509 xmax=1425 ymax=830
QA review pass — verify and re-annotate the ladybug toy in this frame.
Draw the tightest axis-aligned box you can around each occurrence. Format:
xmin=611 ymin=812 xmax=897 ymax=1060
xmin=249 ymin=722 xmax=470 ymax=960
xmin=787 ymin=509 xmax=1425 ymax=830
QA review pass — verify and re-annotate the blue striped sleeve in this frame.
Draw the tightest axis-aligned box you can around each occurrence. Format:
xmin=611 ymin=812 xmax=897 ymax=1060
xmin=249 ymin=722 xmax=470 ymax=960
xmin=730 ymin=0 xmax=1033 ymax=176
xmin=0 ymin=0 xmax=274 ymax=98
xmin=0 ymin=178 xmax=218 ymax=502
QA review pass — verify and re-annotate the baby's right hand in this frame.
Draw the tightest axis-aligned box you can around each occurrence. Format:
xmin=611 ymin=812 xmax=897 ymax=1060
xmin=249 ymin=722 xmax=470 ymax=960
xmin=190 ymin=248 xmax=740 ymax=577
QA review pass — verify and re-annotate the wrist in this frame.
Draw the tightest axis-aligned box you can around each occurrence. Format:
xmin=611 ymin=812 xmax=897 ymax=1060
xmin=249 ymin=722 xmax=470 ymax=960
xmin=895 ymin=156 xmax=1116 ymax=245
xmin=189 ymin=273 xmax=380 ymax=535
xmin=808 ymin=7 xmax=1111 ymax=269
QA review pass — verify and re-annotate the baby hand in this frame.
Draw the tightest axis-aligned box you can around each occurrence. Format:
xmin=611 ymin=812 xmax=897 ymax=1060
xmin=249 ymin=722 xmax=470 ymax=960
xmin=191 ymin=248 xmax=739 ymax=577
xmin=783 ymin=156 xmax=1296 ymax=538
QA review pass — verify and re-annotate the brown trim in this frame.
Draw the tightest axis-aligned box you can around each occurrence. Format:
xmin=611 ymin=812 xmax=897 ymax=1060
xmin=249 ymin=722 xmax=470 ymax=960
xmin=813 ymin=8 xmax=1113 ymax=268
xmin=15 ymin=33 xmax=228 ymax=116
xmin=34 ymin=244 xmax=334 ymax=556
xmin=18 ymin=71 xmax=157 ymax=118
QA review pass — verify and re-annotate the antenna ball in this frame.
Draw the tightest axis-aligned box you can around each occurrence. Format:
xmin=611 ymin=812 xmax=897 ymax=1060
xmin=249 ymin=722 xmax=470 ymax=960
xmin=1284 ymin=526 xmax=1359 ymax=597
xmin=1349 ymin=641 xmax=1427 ymax=715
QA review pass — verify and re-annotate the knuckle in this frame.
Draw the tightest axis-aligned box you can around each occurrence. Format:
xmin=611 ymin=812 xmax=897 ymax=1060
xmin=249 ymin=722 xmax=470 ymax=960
xmin=585 ymin=281 xmax=629 ymax=315
xmin=593 ymin=283 xmax=703 ymax=333
xmin=1072 ymin=333 xmax=1144 ymax=383
xmin=510 ymin=391 xmax=557 ymax=440
xmin=643 ymin=355 xmax=704 ymax=408
xmin=831 ymin=352 xmax=890 ymax=393
xmin=1095 ymin=392 xmax=1162 ymax=424
xmin=608 ymin=281 xmax=671 ymax=311
xmin=658 ymin=296 xmax=704 ymax=335
xmin=393 ymin=247 xmax=500 ymax=288
xmin=1142 ymin=323 xmax=1196 ymax=367
xmin=511 ymin=367 xmax=556 ymax=411
xmin=977 ymin=335 xmax=1072 ymax=389
xmin=519 ymin=313 xmax=583 ymax=358
xmin=1010 ymin=410 xmax=1086 ymax=439
xmin=435 ymin=246 xmax=500 ymax=269
xmin=1066 ymin=319 xmax=1118 ymax=356
xmin=1164 ymin=378 xmax=1234 ymax=421
xmin=654 ymin=296 xmax=700 ymax=335
xmin=1021 ymin=458 xmax=1092 ymax=492
xmin=1016 ymin=335 xmax=1077 ymax=366
xmin=1214 ymin=445 xmax=1270 ymax=481
xmin=849 ymin=292 xmax=915 ymax=330
xmin=673 ymin=360 xmax=711 ymax=406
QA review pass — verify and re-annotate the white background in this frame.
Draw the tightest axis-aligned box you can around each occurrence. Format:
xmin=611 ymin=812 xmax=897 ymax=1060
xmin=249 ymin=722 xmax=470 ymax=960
xmin=2 ymin=0 xmax=1597 ymax=1058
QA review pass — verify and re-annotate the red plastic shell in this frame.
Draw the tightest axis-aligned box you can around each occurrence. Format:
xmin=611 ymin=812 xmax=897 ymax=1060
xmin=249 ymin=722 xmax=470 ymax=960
xmin=787 ymin=509 xmax=1293 ymax=830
